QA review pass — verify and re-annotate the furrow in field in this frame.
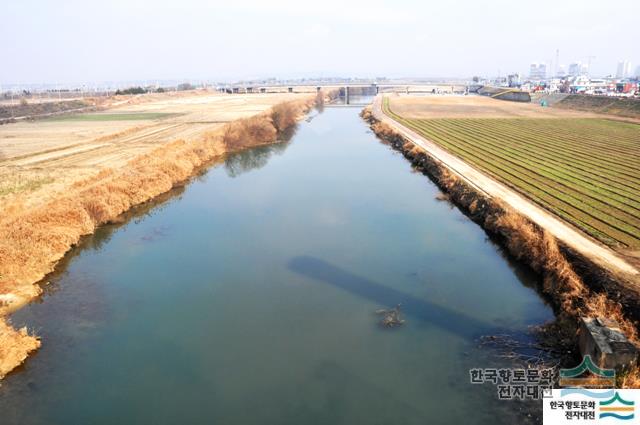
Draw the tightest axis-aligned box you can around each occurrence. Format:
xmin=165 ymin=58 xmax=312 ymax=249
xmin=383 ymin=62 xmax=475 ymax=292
xmin=454 ymin=118 xmax=640 ymax=176
xmin=400 ymin=119 xmax=640 ymax=246
xmin=419 ymin=119 xmax=640 ymax=221
xmin=492 ymin=119 xmax=640 ymax=165
xmin=434 ymin=118 xmax=640 ymax=207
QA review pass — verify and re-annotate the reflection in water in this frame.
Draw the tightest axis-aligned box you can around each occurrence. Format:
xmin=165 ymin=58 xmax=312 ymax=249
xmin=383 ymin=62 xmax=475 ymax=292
xmin=330 ymin=95 xmax=375 ymax=106
xmin=33 ymin=185 xmax=186 ymax=301
xmin=95 ymin=186 xmax=185 ymax=249
xmin=224 ymin=126 xmax=297 ymax=178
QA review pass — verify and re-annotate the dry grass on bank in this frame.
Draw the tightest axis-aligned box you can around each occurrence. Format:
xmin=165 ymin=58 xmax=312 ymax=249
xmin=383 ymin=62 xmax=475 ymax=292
xmin=270 ymin=101 xmax=303 ymax=133
xmin=223 ymin=97 xmax=314 ymax=151
xmin=485 ymin=204 xmax=637 ymax=342
xmin=0 ymin=320 xmax=40 ymax=380
xmin=223 ymin=116 xmax=277 ymax=151
xmin=0 ymin=96 xmax=315 ymax=380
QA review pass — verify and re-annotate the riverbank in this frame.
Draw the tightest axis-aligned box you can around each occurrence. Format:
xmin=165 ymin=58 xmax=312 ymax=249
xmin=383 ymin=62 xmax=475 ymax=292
xmin=362 ymin=105 xmax=640 ymax=386
xmin=0 ymin=94 xmax=318 ymax=379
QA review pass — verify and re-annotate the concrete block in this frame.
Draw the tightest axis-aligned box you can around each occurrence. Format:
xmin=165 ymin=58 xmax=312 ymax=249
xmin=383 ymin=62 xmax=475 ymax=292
xmin=579 ymin=317 xmax=638 ymax=371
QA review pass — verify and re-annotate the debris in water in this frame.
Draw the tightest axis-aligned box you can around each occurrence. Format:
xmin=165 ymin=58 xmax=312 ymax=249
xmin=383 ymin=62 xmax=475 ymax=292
xmin=478 ymin=332 xmax=562 ymax=369
xmin=375 ymin=304 xmax=405 ymax=328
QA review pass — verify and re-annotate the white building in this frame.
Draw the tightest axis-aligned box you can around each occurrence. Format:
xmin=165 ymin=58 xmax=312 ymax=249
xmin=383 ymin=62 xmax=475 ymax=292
xmin=529 ymin=63 xmax=547 ymax=80
xmin=568 ymin=62 xmax=582 ymax=77
xmin=569 ymin=62 xmax=590 ymax=76
xmin=580 ymin=63 xmax=589 ymax=75
xmin=616 ymin=60 xmax=632 ymax=78
xmin=508 ymin=73 xmax=521 ymax=87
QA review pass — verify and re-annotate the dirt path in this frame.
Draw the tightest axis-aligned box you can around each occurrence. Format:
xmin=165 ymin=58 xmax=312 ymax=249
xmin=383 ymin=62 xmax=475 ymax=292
xmin=373 ymin=95 xmax=639 ymax=278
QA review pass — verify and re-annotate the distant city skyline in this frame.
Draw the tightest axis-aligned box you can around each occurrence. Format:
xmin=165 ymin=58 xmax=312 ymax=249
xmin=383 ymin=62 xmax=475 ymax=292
xmin=1 ymin=0 xmax=639 ymax=85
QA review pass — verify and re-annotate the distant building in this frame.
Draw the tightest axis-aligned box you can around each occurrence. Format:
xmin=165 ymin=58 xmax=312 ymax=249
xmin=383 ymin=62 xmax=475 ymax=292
xmin=568 ymin=62 xmax=590 ymax=77
xmin=568 ymin=62 xmax=582 ymax=77
xmin=635 ymin=66 xmax=640 ymax=78
xmin=616 ymin=81 xmax=638 ymax=93
xmin=529 ymin=63 xmax=547 ymax=80
xmin=557 ymin=64 xmax=566 ymax=76
xmin=616 ymin=60 xmax=632 ymax=78
xmin=571 ymin=76 xmax=590 ymax=93
xmin=507 ymin=73 xmax=521 ymax=87
xmin=580 ymin=63 xmax=589 ymax=75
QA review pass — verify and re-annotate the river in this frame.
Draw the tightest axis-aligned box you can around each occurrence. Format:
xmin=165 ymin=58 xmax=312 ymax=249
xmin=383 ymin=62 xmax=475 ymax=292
xmin=0 ymin=100 xmax=554 ymax=424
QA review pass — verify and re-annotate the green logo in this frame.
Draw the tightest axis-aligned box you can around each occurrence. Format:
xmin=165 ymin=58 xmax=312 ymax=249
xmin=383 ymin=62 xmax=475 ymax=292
xmin=599 ymin=392 xmax=635 ymax=420
xmin=559 ymin=355 xmax=615 ymax=387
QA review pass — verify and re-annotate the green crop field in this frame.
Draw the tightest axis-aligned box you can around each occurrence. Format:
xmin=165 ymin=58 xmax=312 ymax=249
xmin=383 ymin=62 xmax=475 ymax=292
xmin=45 ymin=112 xmax=179 ymax=122
xmin=383 ymin=97 xmax=640 ymax=249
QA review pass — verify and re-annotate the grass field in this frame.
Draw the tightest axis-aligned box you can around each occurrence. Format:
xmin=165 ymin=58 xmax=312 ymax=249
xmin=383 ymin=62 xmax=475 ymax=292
xmin=383 ymin=97 xmax=640 ymax=249
xmin=0 ymin=91 xmax=307 ymax=211
xmin=44 ymin=112 xmax=179 ymax=121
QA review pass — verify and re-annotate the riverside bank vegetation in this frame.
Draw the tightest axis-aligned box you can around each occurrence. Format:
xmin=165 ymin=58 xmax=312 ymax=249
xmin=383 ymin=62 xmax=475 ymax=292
xmin=0 ymin=94 xmax=319 ymax=380
xmin=361 ymin=107 xmax=640 ymax=386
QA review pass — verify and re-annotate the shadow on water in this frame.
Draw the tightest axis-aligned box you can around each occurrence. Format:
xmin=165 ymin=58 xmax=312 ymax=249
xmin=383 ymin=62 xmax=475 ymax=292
xmin=224 ymin=125 xmax=298 ymax=178
xmin=288 ymin=255 xmax=499 ymax=340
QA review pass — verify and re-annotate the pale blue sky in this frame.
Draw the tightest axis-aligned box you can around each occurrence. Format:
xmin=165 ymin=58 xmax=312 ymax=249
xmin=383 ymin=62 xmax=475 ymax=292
xmin=1 ymin=0 xmax=638 ymax=84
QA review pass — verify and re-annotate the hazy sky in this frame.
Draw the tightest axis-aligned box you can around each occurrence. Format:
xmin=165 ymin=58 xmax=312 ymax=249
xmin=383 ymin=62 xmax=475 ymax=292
xmin=2 ymin=0 xmax=639 ymax=84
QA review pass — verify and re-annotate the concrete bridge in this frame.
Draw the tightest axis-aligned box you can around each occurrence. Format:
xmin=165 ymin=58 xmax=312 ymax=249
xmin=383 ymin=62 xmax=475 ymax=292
xmin=218 ymin=83 xmax=468 ymax=102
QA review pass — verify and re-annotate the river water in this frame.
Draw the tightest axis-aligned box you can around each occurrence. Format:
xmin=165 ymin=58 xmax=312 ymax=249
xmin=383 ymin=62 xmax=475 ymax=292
xmin=0 ymin=101 xmax=554 ymax=424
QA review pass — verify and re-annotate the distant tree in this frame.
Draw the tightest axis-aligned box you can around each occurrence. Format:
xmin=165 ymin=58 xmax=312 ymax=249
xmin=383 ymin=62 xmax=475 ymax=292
xmin=115 ymin=86 xmax=147 ymax=95
xmin=156 ymin=87 xmax=166 ymax=93
xmin=472 ymin=76 xmax=480 ymax=83
xmin=315 ymin=90 xmax=325 ymax=108
xmin=177 ymin=83 xmax=195 ymax=91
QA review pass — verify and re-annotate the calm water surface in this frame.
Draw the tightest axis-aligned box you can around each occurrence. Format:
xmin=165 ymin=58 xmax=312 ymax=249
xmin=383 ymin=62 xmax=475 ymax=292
xmin=0 ymin=104 xmax=553 ymax=424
